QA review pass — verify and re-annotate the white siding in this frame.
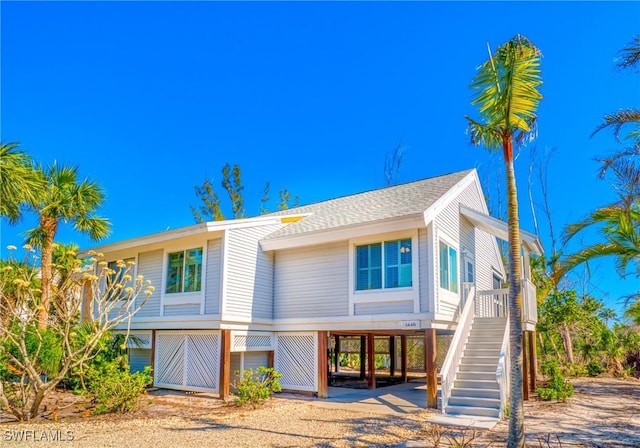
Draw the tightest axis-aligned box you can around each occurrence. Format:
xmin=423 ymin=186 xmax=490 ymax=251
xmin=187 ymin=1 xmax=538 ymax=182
xmin=418 ymin=227 xmax=430 ymax=313
xmin=354 ymin=300 xmax=413 ymax=316
xmin=129 ymin=348 xmax=151 ymax=373
xmin=433 ymin=182 xmax=503 ymax=320
xmin=164 ymin=304 xmax=201 ymax=316
xmin=224 ymin=225 xmax=282 ymax=319
xmin=135 ymin=249 xmax=163 ymax=318
xmin=205 ymin=238 xmax=222 ymax=315
xmin=230 ymin=353 xmax=242 ymax=388
xmin=274 ymin=241 xmax=349 ymax=319
xmin=243 ymin=351 xmax=269 ymax=372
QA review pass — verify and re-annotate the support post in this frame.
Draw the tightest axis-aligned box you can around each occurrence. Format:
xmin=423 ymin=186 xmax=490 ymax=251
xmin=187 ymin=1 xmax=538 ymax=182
xmin=523 ymin=331 xmax=530 ymax=401
xmin=400 ymin=335 xmax=408 ymax=382
xmin=219 ymin=329 xmax=231 ymax=401
xmin=367 ymin=333 xmax=376 ymax=389
xmin=389 ymin=336 xmax=396 ymax=377
xmin=317 ymin=331 xmax=328 ymax=398
xmin=334 ymin=335 xmax=340 ymax=373
xmin=528 ymin=330 xmax=537 ymax=392
xmin=267 ymin=350 xmax=275 ymax=369
xmin=359 ymin=336 xmax=366 ymax=380
xmin=425 ymin=329 xmax=437 ymax=409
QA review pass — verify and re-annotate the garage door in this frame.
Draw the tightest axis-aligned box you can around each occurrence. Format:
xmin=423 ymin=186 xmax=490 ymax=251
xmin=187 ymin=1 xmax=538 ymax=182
xmin=154 ymin=330 xmax=221 ymax=393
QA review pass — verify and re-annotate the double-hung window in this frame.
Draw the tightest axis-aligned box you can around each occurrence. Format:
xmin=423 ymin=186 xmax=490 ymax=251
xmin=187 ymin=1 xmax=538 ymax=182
xmin=166 ymin=248 xmax=203 ymax=294
xmin=356 ymin=238 xmax=412 ymax=291
xmin=439 ymin=241 xmax=458 ymax=293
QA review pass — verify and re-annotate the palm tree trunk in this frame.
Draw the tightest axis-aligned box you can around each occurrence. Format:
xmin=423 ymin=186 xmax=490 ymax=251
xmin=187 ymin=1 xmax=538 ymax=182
xmin=504 ymin=137 xmax=525 ymax=448
xmin=37 ymin=216 xmax=57 ymax=329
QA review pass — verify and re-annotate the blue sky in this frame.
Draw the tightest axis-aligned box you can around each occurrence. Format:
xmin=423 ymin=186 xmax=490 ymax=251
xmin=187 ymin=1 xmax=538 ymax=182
xmin=1 ymin=1 xmax=639 ymax=316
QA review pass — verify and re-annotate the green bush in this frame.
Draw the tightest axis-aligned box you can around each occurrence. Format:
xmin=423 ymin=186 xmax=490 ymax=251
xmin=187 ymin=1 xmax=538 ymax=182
xmin=536 ymin=359 xmax=574 ymax=401
xmin=586 ymin=360 xmax=606 ymax=377
xmin=85 ymin=360 xmax=152 ymax=414
xmin=233 ymin=366 xmax=282 ymax=408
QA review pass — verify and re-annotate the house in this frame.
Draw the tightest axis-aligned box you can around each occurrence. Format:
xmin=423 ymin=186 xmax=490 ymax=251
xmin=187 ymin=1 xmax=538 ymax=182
xmin=85 ymin=168 xmax=542 ymax=418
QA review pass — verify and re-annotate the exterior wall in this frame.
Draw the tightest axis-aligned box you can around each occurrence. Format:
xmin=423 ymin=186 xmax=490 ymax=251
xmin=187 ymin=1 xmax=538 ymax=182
xmin=129 ymin=348 xmax=152 ymax=373
xmin=243 ymin=351 xmax=270 ymax=371
xmin=204 ymin=238 xmax=222 ymax=315
xmin=274 ymin=241 xmax=349 ymax=319
xmin=354 ymin=301 xmax=414 ymax=315
xmin=433 ymin=181 xmax=503 ymax=320
xmin=223 ymin=224 xmax=282 ymax=320
xmin=135 ymin=249 xmax=164 ymax=318
xmin=419 ymin=227 xmax=430 ymax=313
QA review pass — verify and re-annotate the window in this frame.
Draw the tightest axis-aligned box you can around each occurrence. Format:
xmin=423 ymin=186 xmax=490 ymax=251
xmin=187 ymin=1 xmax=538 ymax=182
xmin=166 ymin=248 xmax=202 ymax=294
xmin=106 ymin=258 xmax=135 ymax=301
xmin=439 ymin=241 xmax=458 ymax=293
xmin=356 ymin=238 xmax=412 ymax=291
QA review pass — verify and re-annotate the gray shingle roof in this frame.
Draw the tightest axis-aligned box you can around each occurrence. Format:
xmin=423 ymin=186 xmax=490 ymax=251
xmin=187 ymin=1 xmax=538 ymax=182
xmin=262 ymin=169 xmax=473 ymax=241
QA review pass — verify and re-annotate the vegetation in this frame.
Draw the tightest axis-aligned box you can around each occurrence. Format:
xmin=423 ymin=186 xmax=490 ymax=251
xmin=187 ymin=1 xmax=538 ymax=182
xmin=190 ymin=163 xmax=299 ymax=222
xmin=233 ymin=366 xmax=282 ymax=408
xmin=466 ymin=34 xmax=543 ymax=448
xmin=536 ymin=359 xmax=574 ymax=402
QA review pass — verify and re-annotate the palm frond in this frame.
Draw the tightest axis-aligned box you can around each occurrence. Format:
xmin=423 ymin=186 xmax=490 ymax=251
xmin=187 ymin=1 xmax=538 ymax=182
xmin=615 ymin=36 xmax=640 ymax=71
xmin=591 ymin=108 xmax=640 ymax=141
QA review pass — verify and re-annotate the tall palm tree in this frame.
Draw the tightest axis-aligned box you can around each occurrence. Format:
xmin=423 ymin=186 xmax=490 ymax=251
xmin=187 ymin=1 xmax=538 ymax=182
xmin=26 ymin=162 xmax=111 ymax=328
xmin=0 ymin=142 xmax=42 ymax=223
xmin=466 ymin=35 xmax=543 ymax=448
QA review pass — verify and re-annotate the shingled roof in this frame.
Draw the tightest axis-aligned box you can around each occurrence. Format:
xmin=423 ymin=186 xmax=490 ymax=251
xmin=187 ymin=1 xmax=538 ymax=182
xmin=262 ymin=169 xmax=474 ymax=241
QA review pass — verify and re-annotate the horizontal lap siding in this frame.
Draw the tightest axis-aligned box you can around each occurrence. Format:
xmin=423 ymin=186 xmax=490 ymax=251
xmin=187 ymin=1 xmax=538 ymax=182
xmin=129 ymin=348 xmax=151 ymax=373
xmin=243 ymin=351 xmax=269 ymax=372
xmin=274 ymin=242 xmax=349 ymax=319
xmin=354 ymin=300 xmax=413 ymax=315
xmin=164 ymin=304 xmax=201 ymax=316
xmin=135 ymin=249 xmax=163 ymax=318
xmin=225 ymin=225 xmax=282 ymax=319
xmin=205 ymin=238 xmax=222 ymax=314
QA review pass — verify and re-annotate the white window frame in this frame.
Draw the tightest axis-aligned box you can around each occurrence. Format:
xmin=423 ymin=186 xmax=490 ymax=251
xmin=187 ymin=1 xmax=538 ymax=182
xmin=438 ymin=236 xmax=459 ymax=296
xmin=160 ymin=243 xmax=207 ymax=310
xmin=348 ymin=230 xmax=419 ymax=316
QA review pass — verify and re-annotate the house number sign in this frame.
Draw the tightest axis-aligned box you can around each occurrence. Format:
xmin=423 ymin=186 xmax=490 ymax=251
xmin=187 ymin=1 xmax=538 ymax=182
xmin=401 ymin=320 xmax=421 ymax=329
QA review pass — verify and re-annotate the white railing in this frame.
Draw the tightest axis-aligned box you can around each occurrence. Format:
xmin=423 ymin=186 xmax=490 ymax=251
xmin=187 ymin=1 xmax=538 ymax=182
xmin=476 ymin=289 xmax=508 ymax=317
xmin=439 ymin=284 xmax=476 ymax=413
xmin=522 ymin=278 xmax=538 ymax=325
xmin=496 ymin=315 xmax=511 ymax=418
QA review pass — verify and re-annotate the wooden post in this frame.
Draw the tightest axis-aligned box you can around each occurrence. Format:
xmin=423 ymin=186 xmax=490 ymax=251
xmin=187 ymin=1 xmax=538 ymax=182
xmin=267 ymin=350 xmax=275 ymax=369
xmin=334 ymin=335 xmax=340 ymax=373
xmin=425 ymin=329 xmax=437 ymax=409
xmin=359 ymin=336 xmax=366 ymax=380
xmin=219 ymin=329 xmax=231 ymax=401
xmin=528 ymin=330 xmax=537 ymax=392
xmin=389 ymin=336 xmax=396 ymax=377
xmin=400 ymin=335 xmax=408 ymax=382
xmin=522 ymin=331 xmax=530 ymax=401
xmin=317 ymin=331 xmax=328 ymax=398
xmin=367 ymin=333 xmax=376 ymax=389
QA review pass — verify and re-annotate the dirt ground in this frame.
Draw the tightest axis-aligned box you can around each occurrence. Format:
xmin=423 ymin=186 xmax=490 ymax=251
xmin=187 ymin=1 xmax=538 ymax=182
xmin=0 ymin=377 xmax=638 ymax=447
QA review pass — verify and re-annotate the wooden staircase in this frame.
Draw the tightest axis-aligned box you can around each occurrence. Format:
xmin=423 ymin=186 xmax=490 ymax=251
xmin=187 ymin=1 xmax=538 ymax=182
xmin=444 ymin=317 xmax=506 ymax=418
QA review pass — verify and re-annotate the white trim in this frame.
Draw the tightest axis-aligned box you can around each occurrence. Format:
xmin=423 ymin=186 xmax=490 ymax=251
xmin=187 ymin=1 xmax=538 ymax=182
xmin=426 ymin=224 xmax=436 ymax=314
xmin=160 ymin=244 xmax=206 ymax=316
xmin=423 ymin=171 xmax=476 ymax=225
xmin=260 ymin=215 xmax=424 ymax=251
xmin=220 ymin=230 xmax=230 ymax=315
xmin=348 ymin=230 xmax=420 ymax=316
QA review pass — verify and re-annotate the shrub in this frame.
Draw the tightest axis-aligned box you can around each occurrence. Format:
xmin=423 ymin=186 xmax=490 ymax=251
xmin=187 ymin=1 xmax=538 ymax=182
xmin=586 ymin=360 xmax=606 ymax=377
xmin=233 ymin=366 xmax=282 ymax=408
xmin=85 ymin=359 xmax=152 ymax=414
xmin=536 ymin=359 xmax=574 ymax=401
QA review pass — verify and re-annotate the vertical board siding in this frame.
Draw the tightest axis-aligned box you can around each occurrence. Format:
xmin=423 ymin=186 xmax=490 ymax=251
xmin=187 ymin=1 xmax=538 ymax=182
xmin=205 ymin=238 xmax=222 ymax=315
xmin=274 ymin=242 xmax=349 ymax=319
xmin=135 ymin=249 xmax=163 ymax=318
xmin=224 ymin=224 xmax=282 ymax=319
xmin=129 ymin=348 xmax=152 ymax=373
xmin=354 ymin=300 xmax=413 ymax=316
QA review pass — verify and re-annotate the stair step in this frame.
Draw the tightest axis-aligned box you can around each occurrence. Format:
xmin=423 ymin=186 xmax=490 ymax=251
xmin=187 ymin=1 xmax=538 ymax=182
xmin=461 ymin=355 xmax=499 ymax=364
xmin=448 ymin=395 xmax=501 ymax=408
xmin=446 ymin=404 xmax=501 ymax=418
xmin=454 ymin=379 xmax=499 ymax=389
xmin=456 ymin=371 xmax=497 ymax=381
xmin=464 ymin=348 xmax=500 ymax=356
xmin=459 ymin=363 xmax=497 ymax=372
xmin=451 ymin=387 xmax=501 ymax=399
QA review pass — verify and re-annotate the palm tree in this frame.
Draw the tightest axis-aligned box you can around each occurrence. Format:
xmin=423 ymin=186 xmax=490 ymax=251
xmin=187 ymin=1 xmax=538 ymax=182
xmin=466 ymin=35 xmax=543 ymax=448
xmin=0 ymin=142 xmax=42 ymax=223
xmin=26 ymin=162 xmax=111 ymax=328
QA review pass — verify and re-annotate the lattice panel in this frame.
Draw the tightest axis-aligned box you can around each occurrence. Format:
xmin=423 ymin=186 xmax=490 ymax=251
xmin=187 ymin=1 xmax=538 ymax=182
xmin=154 ymin=331 xmax=220 ymax=393
xmin=185 ymin=333 xmax=220 ymax=390
xmin=275 ymin=333 xmax=316 ymax=392
xmin=155 ymin=333 xmax=186 ymax=386
xmin=406 ymin=336 xmax=425 ymax=371
xmin=374 ymin=337 xmax=390 ymax=354
xmin=232 ymin=334 xmax=273 ymax=352
xmin=339 ymin=337 xmax=361 ymax=354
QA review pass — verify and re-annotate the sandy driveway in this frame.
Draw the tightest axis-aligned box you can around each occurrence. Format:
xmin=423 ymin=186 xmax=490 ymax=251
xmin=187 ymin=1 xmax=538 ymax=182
xmin=1 ymin=377 xmax=638 ymax=447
